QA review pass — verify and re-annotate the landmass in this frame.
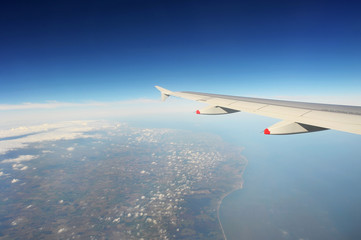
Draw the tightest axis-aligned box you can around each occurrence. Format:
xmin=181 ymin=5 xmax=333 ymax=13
xmin=0 ymin=123 xmax=246 ymax=239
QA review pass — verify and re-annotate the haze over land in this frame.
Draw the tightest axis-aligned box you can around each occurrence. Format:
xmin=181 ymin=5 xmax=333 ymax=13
xmin=0 ymin=121 xmax=246 ymax=239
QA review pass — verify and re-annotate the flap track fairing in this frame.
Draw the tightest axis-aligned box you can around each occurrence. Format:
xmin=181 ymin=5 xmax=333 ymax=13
xmin=264 ymin=121 xmax=328 ymax=135
xmin=196 ymin=106 xmax=239 ymax=115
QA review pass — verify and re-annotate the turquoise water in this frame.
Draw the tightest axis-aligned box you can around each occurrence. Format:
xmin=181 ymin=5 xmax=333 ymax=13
xmin=218 ymin=127 xmax=361 ymax=240
xmin=219 ymin=171 xmax=342 ymax=239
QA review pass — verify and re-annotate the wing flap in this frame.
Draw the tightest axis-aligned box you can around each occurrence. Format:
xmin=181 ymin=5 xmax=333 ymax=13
xmin=205 ymin=98 xmax=239 ymax=106
xmin=229 ymin=101 xmax=267 ymax=112
xmin=297 ymin=111 xmax=361 ymax=135
xmin=259 ymin=105 xmax=311 ymax=117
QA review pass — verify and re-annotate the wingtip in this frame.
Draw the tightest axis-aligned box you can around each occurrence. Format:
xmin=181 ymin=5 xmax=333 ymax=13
xmin=155 ymin=86 xmax=169 ymax=93
xmin=155 ymin=86 xmax=172 ymax=101
xmin=154 ymin=85 xmax=162 ymax=91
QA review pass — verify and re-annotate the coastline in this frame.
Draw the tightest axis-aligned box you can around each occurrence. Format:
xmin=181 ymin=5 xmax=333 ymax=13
xmin=217 ymin=156 xmax=248 ymax=240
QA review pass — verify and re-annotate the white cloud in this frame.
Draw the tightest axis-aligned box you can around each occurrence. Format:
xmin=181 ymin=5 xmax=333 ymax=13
xmin=11 ymin=178 xmax=19 ymax=183
xmin=0 ymin=98 xmax=176 ymax=112
xmin=2 ymin=155 xmax=38 ymax=164
xmin=0 ymin=98 xmax=199 ymax=129
xmin=0 ymin=121 xmax=110 ymax=155
xmin=57 ymin=228 xmax=66 ymax=233
xmin=67 ymin=147 xmax=75 ymax=151
xmin=280 ymin=229 xmax=289 ymax=236
xmin=0 ymin=101 xmax=106 ymax=111
xmin=42 ymin=150 xmax=53 ymax=153
xmin=12 ymin=163 xmax=28 ymax=171
xmin=0 ymin=98 xmax=201 ymax=155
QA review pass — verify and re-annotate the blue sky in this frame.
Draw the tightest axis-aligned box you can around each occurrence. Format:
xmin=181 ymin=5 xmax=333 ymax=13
xmin=1 ymin=0 xmax=361 ymax=104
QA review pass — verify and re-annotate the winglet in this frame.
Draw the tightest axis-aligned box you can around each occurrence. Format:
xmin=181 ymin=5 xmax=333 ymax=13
xmin=155 ymin=86 xmax=173 ymax=101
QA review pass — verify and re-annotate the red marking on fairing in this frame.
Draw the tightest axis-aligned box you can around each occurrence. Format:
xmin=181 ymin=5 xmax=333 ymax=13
xmin=196 ymin=110 xmax=200 ymax=114
xmin=264 ymin=128 xmax=270 ymax=135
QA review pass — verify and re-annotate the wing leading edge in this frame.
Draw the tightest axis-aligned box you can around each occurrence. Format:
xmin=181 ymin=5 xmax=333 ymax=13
xmin=155 ymin=86 xmax=361 ymax=135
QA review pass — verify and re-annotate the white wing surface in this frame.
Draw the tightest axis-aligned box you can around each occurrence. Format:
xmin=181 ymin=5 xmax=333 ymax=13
xmin=155 ymin=86 xmax=361 ymax=135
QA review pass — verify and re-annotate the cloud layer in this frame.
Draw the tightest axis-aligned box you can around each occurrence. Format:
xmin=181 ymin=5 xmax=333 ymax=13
xmin=0 ymin=98 xmax=201 ymax=129
xmin=0 ymin=121 xmax=111 ymax=155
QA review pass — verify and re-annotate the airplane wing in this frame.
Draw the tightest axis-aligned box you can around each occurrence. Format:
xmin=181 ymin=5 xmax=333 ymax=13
xmin=155 ymin=86 xmax=361 ymax=135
